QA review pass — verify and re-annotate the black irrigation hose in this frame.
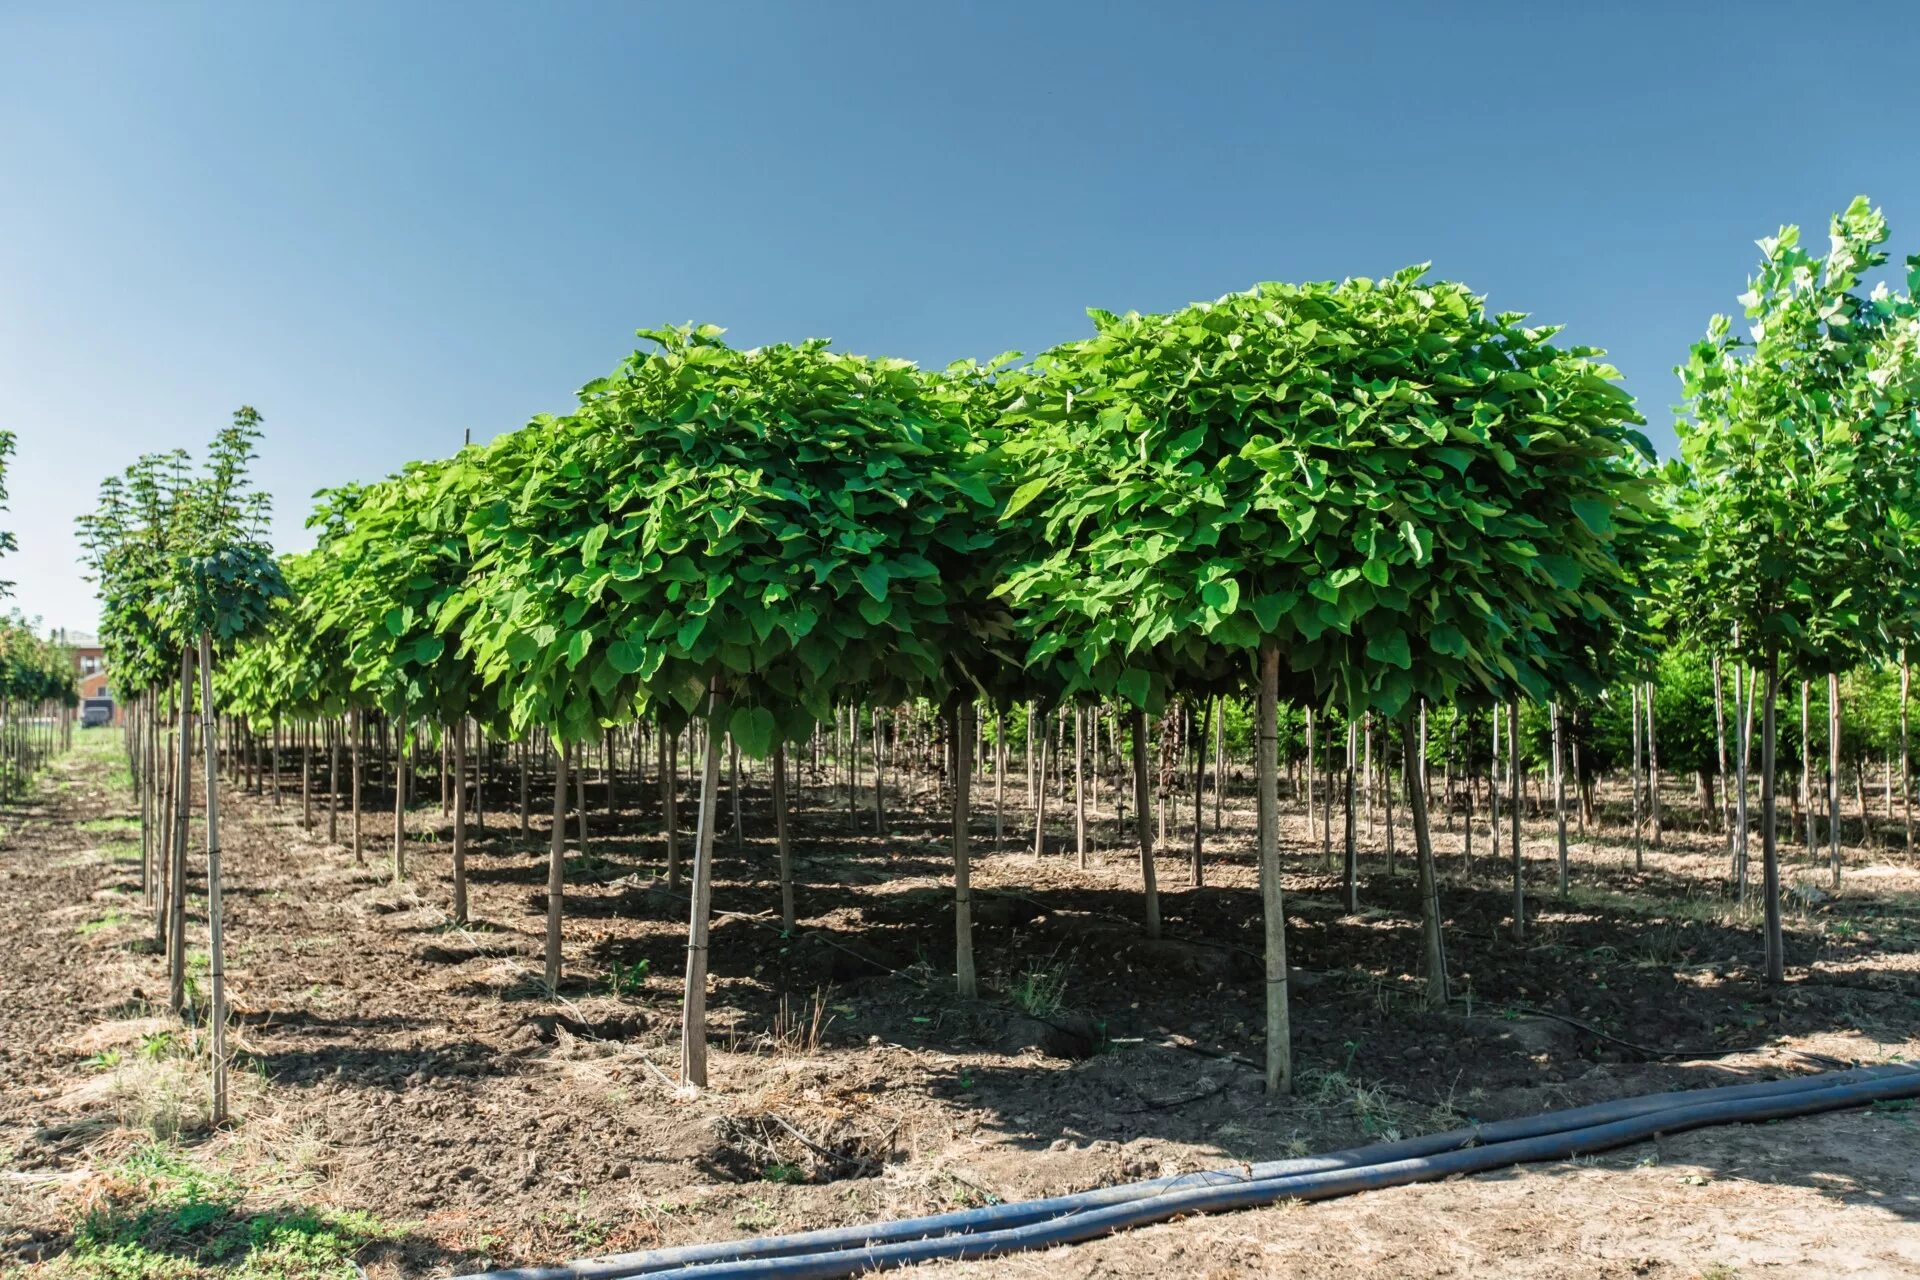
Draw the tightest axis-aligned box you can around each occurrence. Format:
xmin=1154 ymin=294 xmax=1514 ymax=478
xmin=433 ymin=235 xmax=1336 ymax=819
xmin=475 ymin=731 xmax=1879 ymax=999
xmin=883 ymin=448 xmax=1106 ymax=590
xmin=456 ymin=1064 xmax=1916 ymax=1280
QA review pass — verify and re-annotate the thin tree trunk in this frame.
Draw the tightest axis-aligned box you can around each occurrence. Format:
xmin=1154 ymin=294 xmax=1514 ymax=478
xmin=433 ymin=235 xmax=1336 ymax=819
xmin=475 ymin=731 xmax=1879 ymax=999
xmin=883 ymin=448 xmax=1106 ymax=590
xmin=1713 ymin=656 xmax=1730 ymax=851
xmin=665 ymin=726 xmax=682 ymax=889
xmin=327 ymin=719 xmax=339 ymax=843
xmin=1762 ymin=656 xmax=1784 ymax=983
xmin=1903 ymin=652 xmax=1912 ymax=856
xmin=452 ymin=719 xmax=468 ymax=924
xmin=1032 ymin=713 xmax=1050 ymax=856
xmin=169 ymin=658 xmax=191 ymax=1015
xmin=350 ymin=707 xmax=364 ymax=864
xmin=1342 ymin=717 xmax=1358 ymax=912
xmin=1074 ymin=707 xmax=1087 ymax=869
xmin=1736 ymin=664 xmax=1752 ymax=903
xmin=1404 ymin=720 xmax=1446 ymax=1010
xmin=1256 ymin=642 xmax=1291 ymax=1095
xmin=1508 ymin=699 xmax=1523 ymax=942
xmin=1490 ymin=707 xmax=1501 ymax=868
xmin=871 ymin=709 xmax=885 ymax=836
xmin=1211 ymin=696 xmax=1225 ymax=833
xmin=194 ymin=634 xmax=230 ymax=1123
xmin=392 ymin=709 xmax=408 ymax=884
xmin=773 ymin=742 xmax=794 ymax=932
xmin=952 ymin=701 xmax=977 ymax=998
xmin=544 ymin=741 xmax=568 ymax=992
xmin=1829 ymin=672 xmax=1842 ymax=885
xmin=300 ymin=722 xmax=312 ymax=828
xmin=1645 ymin=681 xmax=1661 ymax=847
xmin=1131 ymin=708 xmax=1160 ymax=936
xmin=1630 ymin=686 xmax=1643 ymax=870
xmin=1552 ymin=701 xmax=1568 ymax=895
xmin=680 ymin=690 xmax=727 ymax=1087
xmin=1191 ymin=697 xmax=1207 ymax=887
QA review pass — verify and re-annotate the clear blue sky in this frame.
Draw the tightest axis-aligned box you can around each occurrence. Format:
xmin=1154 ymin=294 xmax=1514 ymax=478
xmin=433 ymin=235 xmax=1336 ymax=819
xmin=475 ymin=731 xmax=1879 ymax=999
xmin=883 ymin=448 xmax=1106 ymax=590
xmin=4 ymin=1 xmax=1918 ymax=634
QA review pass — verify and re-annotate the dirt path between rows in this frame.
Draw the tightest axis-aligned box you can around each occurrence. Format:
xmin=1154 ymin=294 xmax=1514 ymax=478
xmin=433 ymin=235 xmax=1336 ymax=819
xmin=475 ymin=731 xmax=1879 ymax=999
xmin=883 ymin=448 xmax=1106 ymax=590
xmin=4 ymin=733 xmax=1919 ymax=1278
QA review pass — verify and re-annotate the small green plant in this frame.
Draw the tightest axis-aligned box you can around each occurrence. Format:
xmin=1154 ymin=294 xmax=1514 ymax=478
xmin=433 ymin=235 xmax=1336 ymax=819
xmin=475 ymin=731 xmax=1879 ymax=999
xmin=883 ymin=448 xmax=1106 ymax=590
xmin=762 ymin=1162 xmax=805 ymax=1185
xmin=79 ymin=910 xmax=129 ymax=935
xmin=139 ymin=1030 xmax=177 ymax=1062
xmin=607 ymin=958 xmax=651 ymax=996
xmin=86 ymin=1049 xmax=126 ymax=1071
xmin=1009 ymin=960 xmax=1069 ymax=1018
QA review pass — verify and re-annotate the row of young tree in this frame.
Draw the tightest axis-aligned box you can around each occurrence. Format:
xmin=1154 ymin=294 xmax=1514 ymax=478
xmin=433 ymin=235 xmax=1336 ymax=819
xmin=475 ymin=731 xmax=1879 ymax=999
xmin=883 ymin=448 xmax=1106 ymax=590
xmin=0 ymin=430 xmax=81 ymax=797
xmin=82 ymin=198 xmax=1920 ymax=1103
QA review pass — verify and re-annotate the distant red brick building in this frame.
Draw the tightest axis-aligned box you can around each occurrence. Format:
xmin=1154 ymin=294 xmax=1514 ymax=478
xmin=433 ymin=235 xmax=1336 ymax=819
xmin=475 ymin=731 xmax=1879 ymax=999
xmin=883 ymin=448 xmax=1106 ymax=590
xmin=57 ymin=629 xmax=121 ymax=726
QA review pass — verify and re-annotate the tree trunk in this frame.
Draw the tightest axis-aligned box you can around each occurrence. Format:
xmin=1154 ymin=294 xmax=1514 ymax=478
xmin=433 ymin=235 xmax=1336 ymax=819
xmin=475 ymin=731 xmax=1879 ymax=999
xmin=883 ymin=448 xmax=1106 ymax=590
xmin=452 ymin=720 xmax=468 ymax=925
xmin=1552 ymin=701 xmax=1568 ymax=895
xmin=1829 ymin=672 xmax=1842 ymax=886
xmin=681 ymin=690 xmax=727 ymax=1087
xmin=1074 ymin=707 xmax=1087 ymax=869
xmin=300 ymin=722 xmax=312 ymax=828
xmin=1130 ymin=708 xmax=1161 ymax=936
xmin=392 ymin=709 xmax=408 ymax=883
xmin=1489 ymin=707 xmax=1501 ymax=868
xmin=194 ymin=633 xmax=230 ymax=1124
xmin=1762 ymin=656 xmax=1784 ymax=983
xmin=1712 ymin=656 xmax=1730 ymax=847
xmin=1508 ymin=699 xmax=1524 ymax=941
xmin=951 ymin=702 xmax=977 ymax=998
xmin=1032 ymin=713 xmax=1050 ymax=856
xmin=170 ymin=654 xmax=192 ymax=1015
xmin=326 ymin=719 xmax=339 ymax=844
xmin=544 ymin=741 xmax=568 ymax=993
xmin=773 ymin=742 xmax=794 ymax=932
xmin=1645 ymin=681 xmax=1661 ymax=847
xmin=1255 ymin=643 xmax=1291 ymax=1095
xmin=350 ymin=707 xmax=364 ymax=864
xmin=1903 ymin=653 xmax=1912 ymax=856
xmin=1801 ymin=678 xmax=1814 ymax=854
xmin=1342 ymin=718 xmax=1358 ymax=912
xmin=1404 ymin=720 xmax=1446 ymax=1010
xmin=1212 ymin=696 xmax=1225 ymax=833
xmin=1191 ymin=697 xmax=1208 ymax=886
xmin=1630 ymin=686 xmax=1643 ymax=870
xmin=667 ymin=726 xmax=683 ymax=888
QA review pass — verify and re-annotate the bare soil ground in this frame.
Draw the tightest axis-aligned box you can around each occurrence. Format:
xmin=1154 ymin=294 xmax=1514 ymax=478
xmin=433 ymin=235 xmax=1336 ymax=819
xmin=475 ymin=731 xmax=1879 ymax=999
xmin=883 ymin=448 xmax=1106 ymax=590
xmin=4 ymin=732 xmax=1918 ymax=1279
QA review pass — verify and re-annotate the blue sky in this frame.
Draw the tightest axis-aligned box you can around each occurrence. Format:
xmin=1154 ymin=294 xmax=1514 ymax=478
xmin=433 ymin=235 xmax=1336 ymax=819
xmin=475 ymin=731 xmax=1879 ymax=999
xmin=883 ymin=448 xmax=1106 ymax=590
xmin=4 ymin=1 xmax=1918 ymax=633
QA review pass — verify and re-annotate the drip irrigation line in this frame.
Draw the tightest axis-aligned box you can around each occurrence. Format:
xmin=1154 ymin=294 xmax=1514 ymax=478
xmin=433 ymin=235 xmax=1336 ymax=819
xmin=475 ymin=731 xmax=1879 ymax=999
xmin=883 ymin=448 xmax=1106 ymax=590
xmin=453 ymin=1063 xmax=1917 ymax=1280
